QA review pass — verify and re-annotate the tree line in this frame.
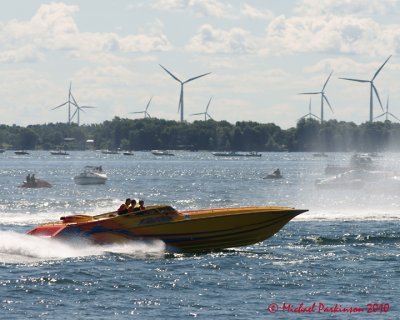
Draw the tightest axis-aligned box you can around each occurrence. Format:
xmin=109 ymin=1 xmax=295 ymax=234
xmin=1 ymin=117 xmax=400 ymax=152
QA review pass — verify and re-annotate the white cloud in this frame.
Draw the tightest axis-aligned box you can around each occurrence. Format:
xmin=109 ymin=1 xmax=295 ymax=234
xmin=0 ymin=45 xmax=43 ymax=63
xmin=0 ymin=3 xmax=172 ymax=64
xmin=154 ymin=0 xmax=237 ymax=18
xmin=295 ymin=0 xmax=400 ymax=16
xmin=186 ymin=24 xmax=258 ymax=54
xmin=241 ymin=3 xmax=273 ymax=20
xmin=262 ymin=14 xmax=399 ymax=57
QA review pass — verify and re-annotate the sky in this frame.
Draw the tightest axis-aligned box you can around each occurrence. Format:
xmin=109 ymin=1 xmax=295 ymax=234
xmin=1 ymin=0 xmax=400 ymax=128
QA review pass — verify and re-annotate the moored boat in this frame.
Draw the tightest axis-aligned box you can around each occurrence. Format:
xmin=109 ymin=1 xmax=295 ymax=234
xmin=151 ymin=150 xmax=174 ymax=156
xmin=212 ymin=151 xmax=261 ymax=157
xmin=50 ymin=150 xmax=69 ymax=155
xmin=15 ymin=150 xmax=29 ymax=155
xmin=26 ymin=205 xmax=307 ymax=252
xmin=74 ymin=166 xmax=107 ymax=185
xmin=101 ymin=150 xmax=119 ymax=154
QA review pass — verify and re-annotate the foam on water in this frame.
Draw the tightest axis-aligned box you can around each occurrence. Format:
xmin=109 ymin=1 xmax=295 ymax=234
xmin=0 ymin=231 xmax=166 ymax=264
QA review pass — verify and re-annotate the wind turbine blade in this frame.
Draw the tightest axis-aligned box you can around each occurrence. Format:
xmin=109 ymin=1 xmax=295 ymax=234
xmin=372 ymin=55 xmax=391 ymax=81
xmin=339 ymin=77 xmax=369 ymax=83
xmin=190 ymin=112 xmax=204 ymax=116
xmin=374 ymin=113 xmax=385 ymax=119
xmin=372 ymin=84 xmax=384 ymax=111
xmin=146 ymin=112 xmax=151 ymax=118
xmin=298 ymin=92 xmax=320 ymax=95
xmin=130 ymin=111 xmax=145 ymax=114
xmin=323 ymin=94 xmax=334 ymax=113
xmin=51 ymin=101 xmax=68 ymax=110
xmin=159 ymin=64 xmax=182 ymax=83
xmin=183 ymin=72 xmax=211 ymax=84
xmin=146 ymin=96 xmax=153 ymax=110
xmin=80 ymin=106 xmax=96 ymax=109
xmin=70 ymin=93 xmax=79 ymax=107
xmin=322 ymin=71 xmax=333 ymax=91
xmin=206 ymin=96 xmax=212 ymax=112
xmin=311 ymin=113 xmax=320 ymax=119
xmin=71 ymin=108 xmax=78 ymax=119
xmin=388 ymin=113 xmax=400 ymax=122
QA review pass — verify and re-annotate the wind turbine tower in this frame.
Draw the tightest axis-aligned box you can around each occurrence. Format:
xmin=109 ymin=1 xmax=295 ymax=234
xmin=51 ymin=81 xmax=74 ymax=125
xmin=375 ymin=96 xmax=400 ymax=122
xmin=299 ymin=71 xmax=333 ymax=123
xmin=51 ymin=82 xmax=94 ymax=125
xmin=70 ymin=92 xmax=96 ymax=126
xmin=339 ymin=55 xmax=391 ymax=122
xmin=190 ymin=97 xmax=213 ymax=121
xmin=299 ymin=97 xmax=320 ymax=121
xmin=159 ymin=64 xmax=211 ymax=122
xmin=130 ymin=96 xmax=153 ymax=119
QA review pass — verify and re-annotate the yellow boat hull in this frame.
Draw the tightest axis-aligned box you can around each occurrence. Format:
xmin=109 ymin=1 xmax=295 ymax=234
xmin=27 ymin=206 xmax=307 ymax=252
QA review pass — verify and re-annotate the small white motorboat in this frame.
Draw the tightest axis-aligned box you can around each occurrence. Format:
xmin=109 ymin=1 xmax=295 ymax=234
xmin=151 ymin=150 xmax=174 ymax=156
xmin=74 ymin=166 xmax=107 ymax=185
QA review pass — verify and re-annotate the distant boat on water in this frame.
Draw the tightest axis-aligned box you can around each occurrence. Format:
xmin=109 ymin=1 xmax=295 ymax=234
xmin=0 ymin=149 xmax=5 ymax=153
xmin=123 ymin=151 xmax=134 ymax=156
xmin=101 ymin=150 xmax=119 ymax=154
xmin=212 ymin=151 xmax=261 ymax=157
xmin=15 ymin=150 xmax=29 ymax=155
xmin=313 ymin=153 xmax=328 ymax=158
xmin=152 ymin=150 xmax=175 ymax=156
xmin=74 ymin=166 xmax=107 ymax=185
xmin=51 ymin=150 xmax=69 ymax=156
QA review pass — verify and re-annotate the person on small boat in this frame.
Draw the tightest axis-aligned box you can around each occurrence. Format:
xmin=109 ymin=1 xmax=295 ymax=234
xmin=139 ymin=200 xmax=145 ymax=211
xmin=29 ymin=174 xmax=37 ymax=186
xmin=128 ymin=199 xmax=139 ymax=213
xmin=273 ymin=168 xmax=281 ymax=178
xmin=118 ymin=198 xmax=131 ymax=215
xmin=26 ymin=174 xmax=31 ymax=183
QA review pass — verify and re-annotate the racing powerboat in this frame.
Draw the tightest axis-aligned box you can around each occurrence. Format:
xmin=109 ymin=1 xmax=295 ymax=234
xmin=27 ymin=205 xmax=307 ymax=252
xmin=74 ymin=166 xmax=107 ymax=185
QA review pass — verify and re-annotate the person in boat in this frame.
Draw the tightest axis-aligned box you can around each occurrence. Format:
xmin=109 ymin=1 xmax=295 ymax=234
xmin=139 ymin=200 xmax=145 ymax=211
xmin=118 ymin=198 xmax=131 ymax=215
xmin=128 ymin=199 xmax=139 ymax=213
xmin=31 ymin=174 xmax=37 ymax=186
xmin=273 ymin=168 xmax=281 ymax=178
xmin=26 ymin=174 xmax=31 ymax=183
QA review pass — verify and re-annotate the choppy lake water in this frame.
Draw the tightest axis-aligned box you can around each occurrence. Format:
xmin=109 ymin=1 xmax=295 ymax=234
xmin=0 ymin=151 xmax=399 ymax=319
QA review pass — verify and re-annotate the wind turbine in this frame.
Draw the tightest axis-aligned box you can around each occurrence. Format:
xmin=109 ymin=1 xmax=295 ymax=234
xmin=190 ymin=97 xmax=213 ymax=121
xmin=339 ymin=55 xmax=391 ymax=122
xmin=159 ymin=64 xmax=211 ymax=122
xmin=69 ymin=93 xmax=96 ymax=126
xmin=130 ymin=96 xmax=152 ymax=119
xmin=298 ymin=97 xmax=320 ymax=121
xmin=51 ymin=81 xmax=74 ymax=125
xmin=299 ymin=71 xmax=333 ymax=123
xmin=375 ymin=96 xmax=400 ymax=122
